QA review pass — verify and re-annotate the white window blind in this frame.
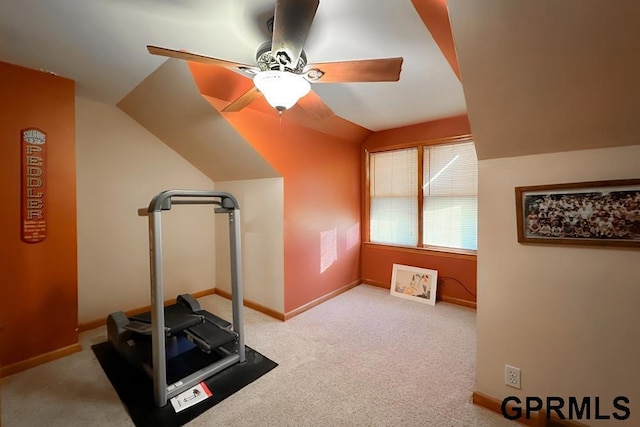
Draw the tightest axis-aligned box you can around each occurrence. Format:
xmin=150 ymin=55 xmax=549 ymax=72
xmin=423 ymin=142 xmax=478 ymax=250
xmin=369 ymin=148 xmax=418 ymax=246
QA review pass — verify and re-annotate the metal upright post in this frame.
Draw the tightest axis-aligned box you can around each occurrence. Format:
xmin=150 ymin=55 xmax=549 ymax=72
xmin=149 ymin=210 xmax=168 ymax=407
xmin=229 ymin=208 xmax=245 ymax=362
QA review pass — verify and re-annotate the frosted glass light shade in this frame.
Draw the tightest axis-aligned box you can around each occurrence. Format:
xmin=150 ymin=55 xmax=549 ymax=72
xmin=253 ymin=71 xmax=311 ymax=112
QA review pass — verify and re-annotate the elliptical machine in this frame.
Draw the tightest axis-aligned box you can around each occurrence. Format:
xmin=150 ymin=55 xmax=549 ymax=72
xmin=107 ymin=190 xmax=245 ymax=407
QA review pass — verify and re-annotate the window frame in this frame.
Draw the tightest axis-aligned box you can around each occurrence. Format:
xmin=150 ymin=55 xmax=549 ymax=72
xmin=364 ymin=134 xmax=477 ymax=256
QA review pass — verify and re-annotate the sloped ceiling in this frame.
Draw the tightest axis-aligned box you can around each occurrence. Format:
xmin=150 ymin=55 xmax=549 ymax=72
xmin=119 ymin=59 xmax=278 ymax=182
xmin=0 ymin=0 xmax=466 ymax=132
xmin=448 ymin=0 xmax=640 ymax=160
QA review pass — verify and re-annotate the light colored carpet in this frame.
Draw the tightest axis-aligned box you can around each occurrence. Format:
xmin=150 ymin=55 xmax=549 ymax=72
xmin=1 ymin=285 xmax=515 ymax=426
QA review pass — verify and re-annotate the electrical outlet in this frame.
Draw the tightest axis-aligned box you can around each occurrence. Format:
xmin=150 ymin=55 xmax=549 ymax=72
xmin=505 ymin=365 xmax=521 ymax=389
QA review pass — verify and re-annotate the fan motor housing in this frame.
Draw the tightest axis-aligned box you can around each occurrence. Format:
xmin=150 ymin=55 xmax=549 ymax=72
xmin=256 ymin=41 xmax=307 ymax=74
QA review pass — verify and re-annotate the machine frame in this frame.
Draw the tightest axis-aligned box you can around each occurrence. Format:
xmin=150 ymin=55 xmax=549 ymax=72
xmin=145 ymin=189 xmax=245 ymax=407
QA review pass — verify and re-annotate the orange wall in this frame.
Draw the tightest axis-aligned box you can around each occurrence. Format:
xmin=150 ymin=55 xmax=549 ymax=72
xmin=361 ymin=245 xmax=477 ymax=303
xmin=411 ymin=0 xmax=461 ymax=79
xmin=361 ymin=115 xmax=477 ymax=305
xmin=364 ymin=114 xmax=471 ymax=150
xmin=189 ymin=63 xmax=363 ymax=313
xmin=0 ymin=62 xmax=77 ymax=366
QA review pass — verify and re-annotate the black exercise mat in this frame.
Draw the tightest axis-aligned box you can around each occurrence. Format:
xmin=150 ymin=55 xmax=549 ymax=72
xmin=92 ymin=341 xmax=277 ymax=427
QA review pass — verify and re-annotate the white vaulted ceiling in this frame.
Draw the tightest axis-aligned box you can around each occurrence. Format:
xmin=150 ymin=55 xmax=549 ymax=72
xmin=0 ymin=0 xmax=466 ymax=132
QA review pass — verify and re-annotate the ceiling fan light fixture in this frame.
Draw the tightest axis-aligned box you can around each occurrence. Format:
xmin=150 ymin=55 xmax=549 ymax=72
xmin=253 ymin=71 xmax=311 ymax=112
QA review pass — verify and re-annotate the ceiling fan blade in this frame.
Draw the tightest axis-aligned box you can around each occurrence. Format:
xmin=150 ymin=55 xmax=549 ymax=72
xmin=271 ymin=0 xmax=319 ymax=69
xmin=296 ymin=90 xmax=334 ymax=121
xmin=306 ymin=57 xmax=404 ymax=83
xmin=221 ymin=86 xmax=263 ymax=112
xmin=147 ymin=45 xmax=257 ymax=72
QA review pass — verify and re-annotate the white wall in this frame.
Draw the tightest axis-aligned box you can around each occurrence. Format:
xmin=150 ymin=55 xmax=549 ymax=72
xmin=214 ymin=178 xmax=285 ymax=313
xmin=477 ymin=145 xmax=640 ymax=425
xmin=76 ymin=97 xmax=216 ymax=323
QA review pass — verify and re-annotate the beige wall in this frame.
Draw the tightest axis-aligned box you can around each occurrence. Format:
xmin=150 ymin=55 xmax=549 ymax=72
xmin=76 ymin=97 xmax=217 ymax=323
xmin=118 ymin=59 xmax=278 ymax=182
xmin=477 ymin=145 xmax=640 ymax=425
xmin=448 ymin=0 xmax=640 ymax=161
xmin=214 ymin=178 xmax=285 ymax=313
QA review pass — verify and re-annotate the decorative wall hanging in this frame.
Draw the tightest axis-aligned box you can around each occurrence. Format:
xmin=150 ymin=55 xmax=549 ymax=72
xmin=515 ymin=179 xmax=640 ymax=248
xmin=21 ymin=128 xmax=47 ymax=243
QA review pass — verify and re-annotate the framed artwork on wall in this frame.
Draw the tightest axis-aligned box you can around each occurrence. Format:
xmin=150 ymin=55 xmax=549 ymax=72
xmin=515 ymin=179 xmax=640 ymax=248
xmin=390 ymin=263 xmax=438 ymax=306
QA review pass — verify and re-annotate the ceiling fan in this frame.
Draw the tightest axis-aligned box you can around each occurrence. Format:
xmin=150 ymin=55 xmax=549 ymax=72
xmin=147 ymin=0 xmax=403 ymax=120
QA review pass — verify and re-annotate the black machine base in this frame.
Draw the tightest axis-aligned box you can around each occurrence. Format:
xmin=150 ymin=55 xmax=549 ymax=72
xmin=106 ymin=294 xmax=238 ymax=381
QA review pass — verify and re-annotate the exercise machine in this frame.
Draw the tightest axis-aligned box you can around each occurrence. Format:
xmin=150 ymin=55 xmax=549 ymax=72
xmin=107 ymin=190 xmax=245 ymax=407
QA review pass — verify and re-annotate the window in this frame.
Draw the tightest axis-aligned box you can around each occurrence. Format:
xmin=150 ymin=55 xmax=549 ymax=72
xmin=368 ymin=140 xmax=478 ymax=252
xmin=423 ymin=142 xmax=477 ymax=250
xmin=369 ymin=148 xmax=418 ymax=246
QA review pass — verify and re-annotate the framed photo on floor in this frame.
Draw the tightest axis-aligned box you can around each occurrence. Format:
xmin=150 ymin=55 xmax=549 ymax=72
xmin=390 ymin=264 xmax=438 ymax=306
xmin=515 ymin=179 xmax=640 ymax=248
